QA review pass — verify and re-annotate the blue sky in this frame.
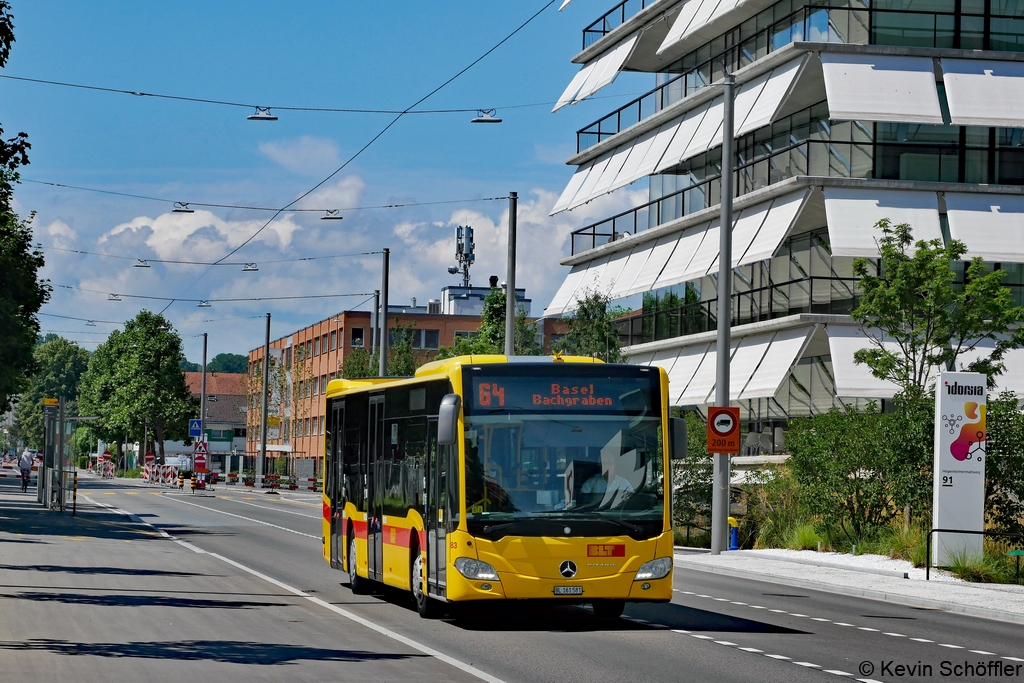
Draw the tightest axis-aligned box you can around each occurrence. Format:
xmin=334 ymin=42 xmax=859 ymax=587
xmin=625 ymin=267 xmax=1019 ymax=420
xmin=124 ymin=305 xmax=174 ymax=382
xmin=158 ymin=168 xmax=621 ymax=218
xmin=4 ymin=1 xmax=649 ymax=363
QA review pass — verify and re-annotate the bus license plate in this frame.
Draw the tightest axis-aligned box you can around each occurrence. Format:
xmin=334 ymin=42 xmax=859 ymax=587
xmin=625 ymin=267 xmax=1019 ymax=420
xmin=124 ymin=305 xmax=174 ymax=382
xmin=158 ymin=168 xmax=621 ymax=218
xmin=553 ymin=586 xmax=583 ymax=596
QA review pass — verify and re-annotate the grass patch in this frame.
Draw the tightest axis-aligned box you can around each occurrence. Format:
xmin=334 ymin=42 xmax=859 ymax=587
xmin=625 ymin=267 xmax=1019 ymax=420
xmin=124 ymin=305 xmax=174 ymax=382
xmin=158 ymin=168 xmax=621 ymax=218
xmin=674 ymin=525 xmax=710 ymax=548
xmin=945 ymin=548 xmax=1014 ymax=583
xmin=786 ymin=522 xmax=821 ymax=550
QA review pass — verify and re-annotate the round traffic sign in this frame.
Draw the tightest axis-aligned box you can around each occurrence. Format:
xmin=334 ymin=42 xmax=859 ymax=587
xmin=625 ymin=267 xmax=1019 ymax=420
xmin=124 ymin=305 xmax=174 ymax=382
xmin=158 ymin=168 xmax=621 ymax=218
xmin=194 ymin=454 xmax=207 ymax=470
xmin=710 ymin=411 xmax=736 ymax=437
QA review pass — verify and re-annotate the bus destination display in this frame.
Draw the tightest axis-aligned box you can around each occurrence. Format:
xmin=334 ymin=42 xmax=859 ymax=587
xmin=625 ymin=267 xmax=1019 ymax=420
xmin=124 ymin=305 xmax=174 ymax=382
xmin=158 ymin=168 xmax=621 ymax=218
xmin=467 ymin=374 xmax=653 ymax=413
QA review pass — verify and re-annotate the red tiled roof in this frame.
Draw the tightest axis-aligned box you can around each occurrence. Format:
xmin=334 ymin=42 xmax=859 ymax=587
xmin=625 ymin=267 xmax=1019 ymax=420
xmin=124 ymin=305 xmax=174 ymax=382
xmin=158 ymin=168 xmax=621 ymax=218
xmin=183 ymin=372 xmax=249 ymax=396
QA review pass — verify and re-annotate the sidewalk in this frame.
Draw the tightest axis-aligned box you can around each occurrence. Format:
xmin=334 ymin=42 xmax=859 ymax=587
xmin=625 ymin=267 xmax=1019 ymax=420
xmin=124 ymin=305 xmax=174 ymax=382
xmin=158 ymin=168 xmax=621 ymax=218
xmin=674 ymin=547 xmax=1024 ymax=626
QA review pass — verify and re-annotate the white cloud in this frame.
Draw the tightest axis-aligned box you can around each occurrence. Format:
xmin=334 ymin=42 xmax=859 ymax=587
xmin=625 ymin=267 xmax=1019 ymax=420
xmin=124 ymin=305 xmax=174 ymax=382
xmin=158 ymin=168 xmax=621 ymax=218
xmin=258 ymin=136 xmax=341 ymax=176
xmin=42 ymin=219 xmax=78 ymax=247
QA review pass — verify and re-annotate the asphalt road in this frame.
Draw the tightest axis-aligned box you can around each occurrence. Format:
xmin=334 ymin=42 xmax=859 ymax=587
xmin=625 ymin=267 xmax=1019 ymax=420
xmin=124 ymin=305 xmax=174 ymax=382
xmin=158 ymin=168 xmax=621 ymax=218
xmin=63 ymin=477 xmax=1024 ymax=682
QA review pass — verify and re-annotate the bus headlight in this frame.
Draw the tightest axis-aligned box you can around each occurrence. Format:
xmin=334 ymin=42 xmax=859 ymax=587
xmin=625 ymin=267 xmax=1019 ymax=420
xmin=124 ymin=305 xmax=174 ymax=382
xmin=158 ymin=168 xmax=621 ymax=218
xmin=634 ymin=557 xmax=672 ymax=581
xmin=454 ymin=557 xmax=499 ymax=581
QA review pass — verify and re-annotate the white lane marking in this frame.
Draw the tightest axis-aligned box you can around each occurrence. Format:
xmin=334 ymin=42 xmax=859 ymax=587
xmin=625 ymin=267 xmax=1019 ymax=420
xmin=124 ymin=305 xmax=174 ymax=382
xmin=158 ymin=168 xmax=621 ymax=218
xmin=1004 ymin=657 xmax=1024 ymax=662
xmin=790 ymin=613 xmax=809 ymax=618
xmin=857 ymin=679 xmax=884 ymax=683
xmin=938 ymin=643 xmax=963 ymax=649
xmin=672 ymin=629 xmax=692 ymax=634
xmin=824 ymin=671 xmax=853 ymax=676
xmin=749 ymin=605 xmax=766 ymax=609
xmin=690 ymin=634 xmax=714 ymax=640
xmin=713 ymin=641 xmax=738 ymax=646
xmin=794 ymin=662 xmax=821 ymax=668
xmin=696 ymin=594 xmax=712 ymax=598
xmin=884 ymin=632 xmax=906 ymax=637
xmin=834 ymin=622 xmax=855 ymax=627
xmin=104 ymin=499 xmax=507 ymax=683
xmin=769 ymin=609 xmax=787 ymax=613
xmin=857 ymin=627 xmax=879 ymax=632
xmin=223 ymin=497 xmax=320 ymax=519
xmin=200 ymin=543 xmax=507 ymax=683
xmin=765 ymin=654 xmax=791 ymax=660
xmin=811 ymin=618 xmax=832 ymax=622
xmin=738 ymin=647 xmax=763 ymax=653
xmin=713 ymin=598 xmax=729 ymax=602
xmin=970 ymin=650 xmax=996 ymax=655
xmin=910 ymin=638 xmax=934 ymax=643
xmin=730 ymin=601 xmax=748 ymax=605
xmin=162 ymin=495 xmax=319 ymax=539
xmin=680 ymin=590 xmax=695 ymax=595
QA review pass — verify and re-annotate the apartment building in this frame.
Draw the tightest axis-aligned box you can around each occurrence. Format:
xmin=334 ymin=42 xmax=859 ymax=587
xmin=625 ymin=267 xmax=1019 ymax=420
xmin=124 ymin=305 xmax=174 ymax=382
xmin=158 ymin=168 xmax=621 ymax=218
xmin=547 ymin=0 xmax=1024 ymax=450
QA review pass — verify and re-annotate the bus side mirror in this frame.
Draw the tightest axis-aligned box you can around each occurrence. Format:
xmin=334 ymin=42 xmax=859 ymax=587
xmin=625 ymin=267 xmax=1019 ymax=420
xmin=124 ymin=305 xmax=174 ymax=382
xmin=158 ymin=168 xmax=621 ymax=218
xmin=438 ymin=394 xmax=461 ymax=446
xmin=670 ymin=417 xmax=687 ymax=461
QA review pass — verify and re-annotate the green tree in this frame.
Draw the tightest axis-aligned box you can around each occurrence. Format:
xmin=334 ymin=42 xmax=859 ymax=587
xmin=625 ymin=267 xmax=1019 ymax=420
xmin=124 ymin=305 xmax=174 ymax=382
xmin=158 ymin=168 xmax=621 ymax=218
xmin=99 ymin=312 xmax=195 ymax=461
xmin=984 ymin=390 xmax=1024 ymax=534
xmin=179 ymin=358 xmax=201 ymax=371
xmin=555 ymin=287 xmax=624 ymax=363
xmin=79 ymin=329 xmax=128 ymax=459
xmin=206 ymin=352 xmax=248 ymax=373
xmin=13 ymin=337 xmax=90 ymax=447
xmin=852 ymin=219 xmax=1024 ymax=395
xmin=387 ymin=321 xmax=419 ymax=377
xmin=0 ymin=2 xmax=47 ymax=415
xmin=672 ymin=411 xmax=712 ymax=528
xmin=341 ymin=347 xmax=377 ymax=379
xmin=787 ymin=404 xmax=931 ymax=540
xmin=436 ymin=287 xmax=540 ymax=359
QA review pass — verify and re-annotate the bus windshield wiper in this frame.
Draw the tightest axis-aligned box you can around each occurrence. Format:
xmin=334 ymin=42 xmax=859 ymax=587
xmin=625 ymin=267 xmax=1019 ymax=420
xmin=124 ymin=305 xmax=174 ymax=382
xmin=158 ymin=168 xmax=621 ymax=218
xmin=584 ymin=512 xmax=644 ymax=536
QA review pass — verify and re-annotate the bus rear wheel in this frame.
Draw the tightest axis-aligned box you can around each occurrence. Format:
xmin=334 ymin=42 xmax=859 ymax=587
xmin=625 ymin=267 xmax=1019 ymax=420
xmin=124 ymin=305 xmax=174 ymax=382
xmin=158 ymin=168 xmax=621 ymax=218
xmin=411 ymin=551 xmax=438 ymax=618
xmin=592 ymin=600 xmax=625 ymax=619
xmin=348 ymin=535 xmax=368 ymax=595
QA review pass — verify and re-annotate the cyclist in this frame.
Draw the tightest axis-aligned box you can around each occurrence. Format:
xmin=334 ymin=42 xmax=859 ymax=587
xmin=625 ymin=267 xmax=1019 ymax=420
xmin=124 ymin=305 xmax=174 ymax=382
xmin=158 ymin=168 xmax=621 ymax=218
xmin=19 ymin=450 xmax=32 ymax=493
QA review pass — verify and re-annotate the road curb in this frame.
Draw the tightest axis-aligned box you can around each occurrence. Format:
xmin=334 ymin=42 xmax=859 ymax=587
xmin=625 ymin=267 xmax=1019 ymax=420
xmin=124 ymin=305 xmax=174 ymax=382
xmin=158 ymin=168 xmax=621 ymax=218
xmin=673 ymin=556 xmax=1024 ymax=627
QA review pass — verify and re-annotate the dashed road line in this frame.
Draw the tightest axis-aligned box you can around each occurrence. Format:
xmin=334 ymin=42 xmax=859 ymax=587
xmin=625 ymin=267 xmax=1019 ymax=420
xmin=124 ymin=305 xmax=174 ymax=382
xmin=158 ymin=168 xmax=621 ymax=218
xmin=162 ymin=495 xmax=319 ymax=539
xmin=221 ymin=497 xmax=319 ymax=519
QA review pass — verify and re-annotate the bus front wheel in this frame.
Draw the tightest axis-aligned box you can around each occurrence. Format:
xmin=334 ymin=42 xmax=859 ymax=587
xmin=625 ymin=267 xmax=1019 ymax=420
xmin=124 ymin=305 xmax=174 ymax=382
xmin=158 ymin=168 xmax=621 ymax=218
xmin=592 ymin=600 xmax=625 ymax=619
xmin=348 ymin=535 xmax=368 ymax=595
xmin=411 ymin=551 xmax=438 ymax=618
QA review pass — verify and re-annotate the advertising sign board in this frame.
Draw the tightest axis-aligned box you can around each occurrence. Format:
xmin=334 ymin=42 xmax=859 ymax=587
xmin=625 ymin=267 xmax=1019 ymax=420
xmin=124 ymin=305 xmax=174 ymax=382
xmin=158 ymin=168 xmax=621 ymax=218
xmin=932 ymin=372 xmax=987 ymax=566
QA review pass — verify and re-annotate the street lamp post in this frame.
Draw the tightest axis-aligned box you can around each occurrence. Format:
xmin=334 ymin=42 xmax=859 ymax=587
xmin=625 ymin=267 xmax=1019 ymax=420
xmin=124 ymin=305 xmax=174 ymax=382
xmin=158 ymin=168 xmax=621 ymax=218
xmin=259 ymin=313 xmax=271 ymax=480
xmin=711 ymin=73 xmax=736 ymax=556
xmin=379 ymin=249 xmax=390 ymax=376
xmin=504 ymin=192 xmax=518 ymax=358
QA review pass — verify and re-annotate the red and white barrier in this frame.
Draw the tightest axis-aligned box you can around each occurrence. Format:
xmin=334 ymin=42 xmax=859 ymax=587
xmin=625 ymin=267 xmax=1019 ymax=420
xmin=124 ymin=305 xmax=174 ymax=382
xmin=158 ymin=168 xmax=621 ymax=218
xmin=141 ymin=464 xmax=180 ymax=486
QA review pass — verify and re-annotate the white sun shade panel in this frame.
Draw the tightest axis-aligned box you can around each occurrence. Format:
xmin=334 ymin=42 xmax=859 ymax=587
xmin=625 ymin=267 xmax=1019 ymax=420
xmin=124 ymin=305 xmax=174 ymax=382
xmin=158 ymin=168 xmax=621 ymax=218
xmin=956 ymin=339 xmax=1024 ymax=398
xmin=652 ymin=221 xmax=713 ymax=290
xmin=740 ymin=326 xmax=812 ymax=399
xmin=820 ymin=53 xmax=943 ymax=124
xmin=941 ymin=59 xmax=1024 ymax=127
xmin=708 ymin=202 xmax=769 ymax=273
xmin=560 ymin=255 xmax=611 ymax=315
xmin=726 ymin=333 xmax=774 ymax=400
xmin=553 ymin=62 xmax=597 ymax=112
xmin=550 ymin=162 xmax=593 ymax=215
xmin=575 ymin=33 xmax=641 ymax=103
xmin=610 ymin=127 xmax=660 ymax=189
xmin=591 ymin=143 xmax=637 ymax=197
xmin=595 ymin=249 xmax=631 ymax=294
xmin=559 ymin=0 xmax=574 ymax=10
xmin=731 ymin=73 xmax=770 ymax=137
xmin=823 ymin=187 xmax=941 ymax=257
xmin=629 ymin=351 xmax=657 ymax=366
xmin=680 ymin=219 xmax=721 ymax=282
xmin=739 ymin=189 xmax=809 ymax=264
xmin=945 ymin=193 xmax=1024 ymax=262
xmin=677 ymin=0 xmax=724 ymax=44
xmin=706 ymin=0 xmax=744 ymax=27
xmin=647 ymin=348 xmax=681 ymax=376
xmin=655 ymin=105 xmax=709 ymax=173
xmin=658 ymin=0 xmax=707 ymax=55
xmin=611 ymin=241 xmax=656 ymax=298
xmin=737 ymin=56 xmax=807 ymax=135
xmin=683 ymin=97 xmax=725 ymax=160
xmin=567 ymin=153 xmax=614 ymax=211
xmin=629 ymin=234 xmax=680 ymax=292
xmin=827 ymin=326 xmax=901 ymax=398
xmin=669 ymin=343 xmax=712 ymax=405
xmin=679 ymin=345 xmax=718 ymax=405
xmin=545 ymin=263 xmax=590 ymax=317
xmin=633 ymin=121 xmax=682 ymax=180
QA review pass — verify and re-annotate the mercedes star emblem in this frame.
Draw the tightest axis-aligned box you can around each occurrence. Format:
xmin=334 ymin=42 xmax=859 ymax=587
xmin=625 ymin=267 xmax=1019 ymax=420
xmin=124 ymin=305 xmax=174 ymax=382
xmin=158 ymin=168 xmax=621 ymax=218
xmin=559 ymin=560 xmax=578 ymax=578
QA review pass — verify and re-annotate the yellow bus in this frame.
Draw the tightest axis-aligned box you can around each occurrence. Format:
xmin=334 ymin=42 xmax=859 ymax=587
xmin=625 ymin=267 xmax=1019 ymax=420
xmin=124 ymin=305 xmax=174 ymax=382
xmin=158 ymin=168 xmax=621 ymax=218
xmin=321 ymin=354 xmax=684 ymax=618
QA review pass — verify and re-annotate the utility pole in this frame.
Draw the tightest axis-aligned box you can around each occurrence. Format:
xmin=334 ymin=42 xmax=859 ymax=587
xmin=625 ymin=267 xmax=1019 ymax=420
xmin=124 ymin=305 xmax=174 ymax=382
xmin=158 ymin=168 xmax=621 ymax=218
xmin=199 ymin=331 xmax=207 ymax=472
xmin=259 ymin=313 xmax=271 ymax=479
xmin=371 ymin=289 xmax=380 ymax=357
xmin=379 ymin=248 xmax=390 ymax=376
xmin=504 ymin=191 xmax=518 ymax=358
xmin=711 ymin=74 xmax=736 ymax=556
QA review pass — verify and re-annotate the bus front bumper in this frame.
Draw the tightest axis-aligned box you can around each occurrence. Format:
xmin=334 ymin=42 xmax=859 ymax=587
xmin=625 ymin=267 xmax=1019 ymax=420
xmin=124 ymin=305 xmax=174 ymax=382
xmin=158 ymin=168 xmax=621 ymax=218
xmin=445 ymin=568 xmax=673 ymax=603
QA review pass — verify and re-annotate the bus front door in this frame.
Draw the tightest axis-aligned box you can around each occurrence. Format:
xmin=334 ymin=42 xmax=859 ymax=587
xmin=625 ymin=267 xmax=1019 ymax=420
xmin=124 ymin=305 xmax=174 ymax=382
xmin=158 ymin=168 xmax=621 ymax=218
xmin=427 ymin=421 xmax=448 ymax=598
xmin=367 ymin=395 xmax=385 ymax=581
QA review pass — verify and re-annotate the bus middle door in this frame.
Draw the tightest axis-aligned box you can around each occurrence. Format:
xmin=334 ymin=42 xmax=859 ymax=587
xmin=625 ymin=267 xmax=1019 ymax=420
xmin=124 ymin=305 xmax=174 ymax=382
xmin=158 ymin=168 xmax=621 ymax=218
xmin=367 ymin=394 xmax=385 ymax=581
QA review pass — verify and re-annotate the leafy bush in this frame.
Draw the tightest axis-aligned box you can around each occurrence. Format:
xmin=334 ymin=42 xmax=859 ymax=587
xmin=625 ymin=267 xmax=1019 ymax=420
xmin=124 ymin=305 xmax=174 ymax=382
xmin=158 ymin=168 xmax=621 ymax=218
xmin=673 ymin=524 xmax=710 ymax=548
xmin=672 ymin=412 xmax=712 ymax=529
xmin=746 ymin=466 xmax=806 ymax=549
xmin=76 ymin=455 xmax=89 ymax=469
xmin=986 ymin=391 xmax=1024 ymax=534
xmin=118 ymin=467 xmax=142 ymax=479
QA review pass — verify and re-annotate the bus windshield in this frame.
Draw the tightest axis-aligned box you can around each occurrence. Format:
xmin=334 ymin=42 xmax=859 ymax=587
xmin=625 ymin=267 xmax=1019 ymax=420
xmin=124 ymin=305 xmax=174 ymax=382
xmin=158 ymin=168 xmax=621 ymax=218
xmin=461 ymin=364 xmax=664 ymax=538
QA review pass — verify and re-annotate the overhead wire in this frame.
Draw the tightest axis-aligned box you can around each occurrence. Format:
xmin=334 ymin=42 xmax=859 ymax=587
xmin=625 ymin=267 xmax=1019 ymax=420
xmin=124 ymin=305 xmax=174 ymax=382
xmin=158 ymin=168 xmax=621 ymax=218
xmin=41 ymin=245 xmax=383 ymax=266
xmin=55 ymin=283 xmax=374 ymax=303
